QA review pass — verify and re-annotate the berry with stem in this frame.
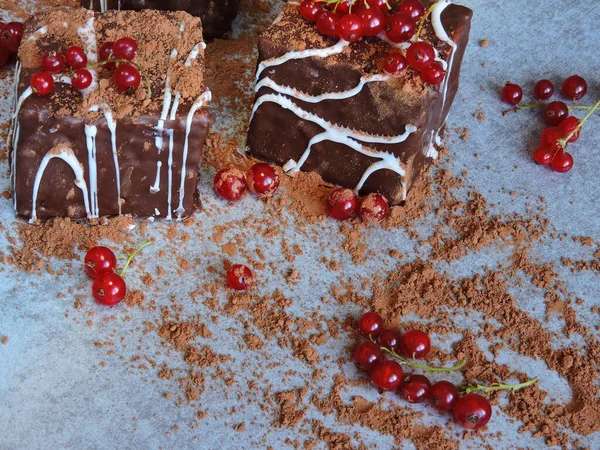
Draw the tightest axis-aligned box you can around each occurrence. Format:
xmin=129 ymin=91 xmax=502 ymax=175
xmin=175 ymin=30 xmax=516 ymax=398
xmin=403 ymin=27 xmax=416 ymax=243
xmin=386 ymin=12 xmax=417 ymax=43
xmin=98 ymin=41 xmax=116 ymax=69
xmin=382 ymin=51 xmax=408 ymax=74
xmin=406 ymin=41 xmax=435 ymax=70
xmin=113 ymin=63 xmax=141 ymax=91
xmin=300 ymin=0 xmax=324 ymax=22
xmin=246 ymin=163 xmax=280 ymax=198
xmin=1 ymin=22 xmax=24 ymax=54
xmin=214 ymin=168 xmax=247 ymax=201
xmin=41 ymin=52 xmax=66 ymax=74
xmin=454 ymin=393 xmax=492 ymax=430
xmin=337 ymin=13 xmax=363 ymax=42
xmin=540 ymin=126 xmax=564 ymax=151
xmin=532 ymin=146 xmax=553 ymax=166
xmin=557 ymin=99 xmax=600 ymax=148
xmin=317 ymin=11 xmax=341 ymax=37
xmin=358 ymin=311 xmax=384 ymax=337
xmin=72 ymin=68 xmax=93 ymax=90
xmin=84 ymin=246 xmax=117 ymax=278
xmin=398 ymin=0 xmax=426 ymax=21
xmin=326 ymin=188 xmax=358 ymax=221
xmin=533 ymin=79 xmax=554 ymax=100
xmin=421 ymin=61 xmax=445 ymax=85
xmin=30 ymin=72 xmax=54 ymax=96
xmin=92 ymin=272 xmax=127 ymax=307
xmin=376 ymin=329 xmax=402 ymax=351
xmin=399 ymin=374 xmax=431 ymax=403
xmin=359 ymin=193 xmax=389 ymax=223
xmin=558 ymin=116 xmax=581 ymax=143
xmin=562 ymin=75 xmax=587 ymax=101
xmin=501 ymin=82 xmax=523 ymax=106
xmin=226 ymin=264 xmax=254 ymax=290
xmin=112 ymin=37 xmax=138 ymax=60
xmin=544 ymin=101 xmax=568 ymax=126
xmin=354 ymin=341 xmax=383 ymax=371
xmin=429 ymin=380 xmax=460 ymax=412
xmin=550 ymin=151 xmax=573 ymax=173
xmin=65 ymin=46 xmax=87 ymax=69
xmin=399 ymin=329 xmax=431 ymax=359
xmin=333 ymin=0 xmax=353 ymax=15
xmin=357 ymin=7 xmax=386 ymax=37
xmin=363 ymin=0 xmax=390 ymax=13
xmin=371 ymin=360 xmax=403 ymax=391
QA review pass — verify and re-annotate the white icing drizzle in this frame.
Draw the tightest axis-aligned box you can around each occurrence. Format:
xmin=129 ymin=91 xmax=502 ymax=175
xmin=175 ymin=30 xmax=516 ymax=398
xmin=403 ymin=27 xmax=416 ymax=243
xmin=30 ymin=145 xmax=90 ymax=222
xmin=431 ymin=0 xmax=457 ymax=111
xmin=27 ymin=26 xmax=48 ymax=41
xmin=84 ymin=124 xmax=99 ymax=217
xmin=154 ymin=208 xmax=160 ymax=216
xmin=166 ymin=130 xmax=174 ymax=220
xmin=150 ymin=161 xmax=162 ymax=193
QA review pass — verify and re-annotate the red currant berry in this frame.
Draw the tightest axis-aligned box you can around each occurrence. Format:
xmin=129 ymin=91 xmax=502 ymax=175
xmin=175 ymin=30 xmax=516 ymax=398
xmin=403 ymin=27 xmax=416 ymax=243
xmin=550 ymin=151 xmax=573 ymax=173
xmin=358 ymin=311 xmax=384 ymax=337
xmin=399 ymin=329 xmax=430 ymax=359
xmin=317 ymin=11 xmax=341 ymax=37
xmin=72 ymin=68 xmax=93 ymax=90
xmin=362 ymin=0 xmax=389 ymax=12
xmin=385 ymin=12 xmax=417 ymax=43
xmin=113 ymin=37 xmax=138 ymax=60
xmin=226 ymin=264 xmax=254 ymax=290
xmin=354 ymin=341 xmax=383 ymax=371
xmin=92 ymin=272 xmax=127 ymax=307
xmin=359 ymin=193 xmax=389 ymax=223
xmin=428 ymin=380 xmax=460 ymax=412
xmin=544 ymin=101 xmax=568 ymax=126
xmin=561 ymin=75 xmax=587 ymax=101
xmin=399 ymin=374 xmax=431 ymax=403
xmin=406 ymin=41 xmax=435 ymax=70
xmin=376 ymin=329 xmax=402 ymax=351
xmin=533 ymin=79 xmax=554 ymax=100
xmin=326 ymin=188 xmax=358 ymax=221
xmin=41 ymin=52 xmax=66 ymax=74
xmin=558 ymin=116 xmax=581 ymax=143
xmin=246 ymin=163 xmax=280 ymax=198
xmin=300 ymin=0 xmax=324 ymax=22
xmin=84 ymin=246 xmax=117 ymax=278
xmin=1 ymin=22 xmax=24 ymax=54
xmin=99 ymin=41 xmax=116 ymax=69
xmin=382 ymin=51 xmax=407 ymax=74
xmin=30 ymin=72 xmax=55 ymax=96
xmin=398 ymin=0 xmax=426 ymax=21
xmin=0 ymin=45 xmax=9 ymax=68
xmin=371 ymin=360 xmax=403 ymax=391
xmin=454 ymin=393 xmax=492 ymax=430
xmin=420 ymin=61 xmax=445 ymax=85
xmin=333 ymin=0 xmax=353 ymax=15
xmin=540 ymin=126 xmax=564 ymax=151
xmin=356 ymin=8 xmax=386 ymax=37
xmin=500 ymin=82 xmax=523 ymax=105
xmin=532 ymin=146 xmax=553 ymax=166
xmin=113 ymin=63 xmax=141 ymax=91
xmin=214 ymin=167 xmax=247 ymax=201
xmin=337 ymin=13 xmax=363 ymax=42
xmin=65 ymin=46 xmax=88 ymax=69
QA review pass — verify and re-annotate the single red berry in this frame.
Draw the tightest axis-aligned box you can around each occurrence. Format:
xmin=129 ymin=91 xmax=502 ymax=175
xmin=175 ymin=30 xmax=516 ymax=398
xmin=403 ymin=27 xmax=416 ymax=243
xmin=317 ymin=11 xmax=341 ymax=37
xmin=376 ymin=329 xmax=402 ymax=351
xmin=399 ymin=374 xmax=431 ymax=403
xmin=421 ymin=61 xmax=445 ymax=85
xmin=386 ymin=12 xmax=417 ymax=43
xmin=455 ymin=394 xmax=492 ymax=430
xmin=558 ymin=116 xmax=581 ymax=143
xmin=371 ymin=360 xmax=403 ymax=391
xmin=84 ymin=246 xmax=117 ymax=278
xmin=113 ymin=37 xmax=138 ymax=60
xmin=0 ymin=45 xmax=9 ymax=68
xmin=1 ymin=22 xmax=24 ymax=54
xmin=398 ymin=0 xmax=426 ymax=21
xmin=358 ymin=311 xmax=384 ymax=337
xmin=354 ymin=342 xmax=383 ymax=371
xmin=337 ymin=13 xmax=363 ymax=42
xmin=247 ymin=163 xmax=280 ymax=198
xmin=399 ymin=329 xmax=430 ymax=359
xmin=30 ymin=72 xmax=55 ymax=96
xmin=382 ymin=51 xmax=408 ymax=74
xmin=533 ymin=79 xmax=554 ymax=100
xmin=65 ymin=46 xmax=87 ymax=69
xmin=550 ymin=151 xmax=574 ymax=173
xmin=429 ymin=380 xmax=460 ymax=412
xmin=326 ymin=188 xmax=358 ymax=221
xmin=214 ymin=167 xmax=247 ymax=201
xmin=500 ymin=82 xmax=523 ymax=105
xmin=561 ymin=75 xmax=587 ymax=101
xmin=72 ymin=68 xmax=93 ymax=90
xmin=359 ymin=193 xmax=389 ymax=223
xmin=544 ymin=101 xmax=568 ymax=126
xmin=226 ymin=264 xmax=254 ymax=290
xmin=113 ymin=63 xmax=141 ymax=91
xmin=532 ymin=146 xmax=553 ymax=166
xmin=92 ymin=272 xmax=127 ymax=307
xmin=300 ymin=0 xmax=324 ymax=22
xmin=41 ymin=52 xmax=66 ymax=74
xmin=540 ymin=126 xmax=565 ymax=151
xmin=362 ymin=0 xmax=390 ymax=12
xmin=356 ymin=8 xmax=386 ymax=37
xmin=98 ymin=41 xmax=116 ymax=69
xmin=406 ymin=41 xmax=435 ymax=70
xmin=333 ymin=0 xmax=353 ymax=15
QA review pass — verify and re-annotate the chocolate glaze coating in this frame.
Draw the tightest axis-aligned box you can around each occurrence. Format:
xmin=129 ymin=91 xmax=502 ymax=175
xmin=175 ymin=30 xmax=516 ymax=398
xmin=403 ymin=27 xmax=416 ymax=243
xmin=247 ymin=2 xmax=473 ymax=205
xmin=81 ymin=0 xmax=240 ymax=38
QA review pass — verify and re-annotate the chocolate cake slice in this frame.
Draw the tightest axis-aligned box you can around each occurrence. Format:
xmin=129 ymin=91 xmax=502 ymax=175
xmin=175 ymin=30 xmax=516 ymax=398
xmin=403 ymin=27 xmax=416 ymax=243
xmin=81 ymin=0 xmax=241 ymax=39
xmin=246 ymin=0 xmax=472 ymax=205
xmin=10 ymin=8 xmax=211 ymax=221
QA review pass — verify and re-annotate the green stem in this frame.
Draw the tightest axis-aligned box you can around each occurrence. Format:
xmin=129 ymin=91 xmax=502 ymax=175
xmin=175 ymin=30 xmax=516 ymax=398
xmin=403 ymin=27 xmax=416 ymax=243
xmin=369 ymin=336 xmax=467 ymax=373
xmin=120 ymin=240 xmax=153 ymax=278
xmin=413 ymin=4 xmax=436 ymax=42
xmin=461 ymin=376 xmax=539 ymax=395
xmin=558 ymin=99 xmax=600 ymax=147
xmin=89 ymin=59 xmax=152 ymax=100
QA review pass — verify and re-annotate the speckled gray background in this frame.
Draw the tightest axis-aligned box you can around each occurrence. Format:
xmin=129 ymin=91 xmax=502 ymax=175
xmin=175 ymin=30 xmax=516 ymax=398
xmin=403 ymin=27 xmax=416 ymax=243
xmin=0 ymin=1 xmax=599 ymax=449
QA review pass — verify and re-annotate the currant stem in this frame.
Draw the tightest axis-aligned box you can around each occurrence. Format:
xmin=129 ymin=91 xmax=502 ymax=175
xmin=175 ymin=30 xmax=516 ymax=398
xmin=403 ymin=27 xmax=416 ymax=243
xmin=120 ymin=240 xmax=153 ymax=278
xmin=558 ymin=98 xmax=600 ymax=147
xmin=461 ymin=376 xmax=539 ymax=395
xmin=368 ymin=336 xmax=467 ymax=372
xmin=413 ymin=4 xmax=436 ymax=42
xmin=89 ymin=59 xmax=152 ymax=99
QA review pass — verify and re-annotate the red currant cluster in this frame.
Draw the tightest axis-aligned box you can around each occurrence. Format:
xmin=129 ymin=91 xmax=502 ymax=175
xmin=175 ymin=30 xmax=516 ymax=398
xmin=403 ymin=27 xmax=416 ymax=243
xmin=501 ymin=75 xmax=598 ymax=173
xmin=0 ymin=21 xmax=23 ymax=68
xmin=299 ymin=0 xmax=445 ymax=85
xmin=30 ymin=36 xmax=145 ymax=97
xmin=354 ymin=311 xmax=538 ymax=430
xmin=83 ymin=241 xmax=152 ymax=307
xmin=213 ymin=163 xmax=280 ymax=202
xmin=326 ymin=188 xmax=390 ymax=223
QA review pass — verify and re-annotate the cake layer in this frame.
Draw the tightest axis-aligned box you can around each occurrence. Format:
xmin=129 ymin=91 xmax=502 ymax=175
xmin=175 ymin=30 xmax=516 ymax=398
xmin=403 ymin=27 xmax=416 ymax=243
xmin=246 ymin=1 xmax=472 ymax=205
xmin=81 ymin=0 xmax=241 ymax=39
xmin=10 ymin=8 xmax=212 ymax=221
